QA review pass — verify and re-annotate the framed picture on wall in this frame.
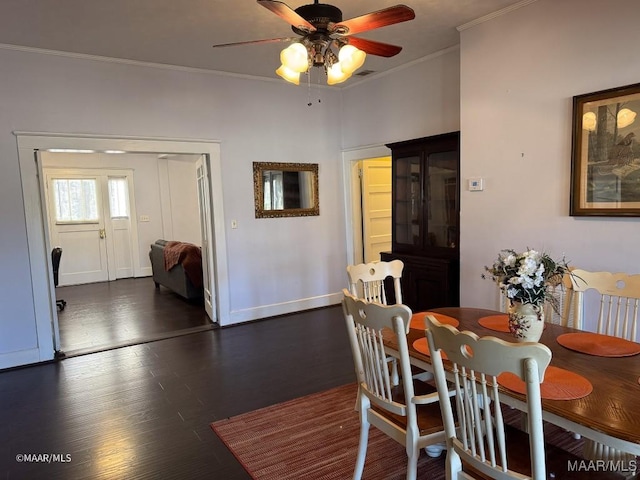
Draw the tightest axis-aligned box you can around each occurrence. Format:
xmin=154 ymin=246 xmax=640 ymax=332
xmin=570 ymin=82 xmax=640 ymax=216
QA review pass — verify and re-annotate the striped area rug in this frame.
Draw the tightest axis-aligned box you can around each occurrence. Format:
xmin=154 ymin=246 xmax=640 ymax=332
xmin=211 ymin=383 xmax=584 ymax=480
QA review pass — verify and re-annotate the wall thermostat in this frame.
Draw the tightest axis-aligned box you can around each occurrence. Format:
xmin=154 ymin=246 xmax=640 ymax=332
xmin=468 ymin=178 xmax=484 ymax=191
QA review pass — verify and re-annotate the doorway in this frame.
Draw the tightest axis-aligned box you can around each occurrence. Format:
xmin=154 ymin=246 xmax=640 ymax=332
xmin=17 ymin=133 xmax=230 ymax=364
xmin=342 ymin=145 xmax=393 ymax=266
xmin=358 ymin=157 xmax=392 ymax=263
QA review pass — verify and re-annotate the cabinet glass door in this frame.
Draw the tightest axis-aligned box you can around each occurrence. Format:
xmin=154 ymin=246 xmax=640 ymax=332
xmin=394 ymin=154 xmax=422 ymax=248
xmin=426 ymin=151 xmax=458 ymax=249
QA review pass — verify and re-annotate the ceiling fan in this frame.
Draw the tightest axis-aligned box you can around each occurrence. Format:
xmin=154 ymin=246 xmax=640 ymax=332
xmin=212 ymin=0 xmax=415 ymax=85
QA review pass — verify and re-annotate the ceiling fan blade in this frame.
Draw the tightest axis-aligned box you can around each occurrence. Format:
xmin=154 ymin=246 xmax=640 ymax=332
xmin=257 ymin=0 xmax=316 ymax=33
xmin=331 ymin=5 xmax=415 ymax=36
xmin=346 ymin=37 xmax=402 ymax=57
xmin=213 ymin=37 xmax=295 ymax=48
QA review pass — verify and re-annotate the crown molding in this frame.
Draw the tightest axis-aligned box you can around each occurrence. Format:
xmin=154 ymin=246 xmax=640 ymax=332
xmin=0 ymin=42 xmax=283 ymax=84
xmin=457 ymin=0 xmax=538 ymax=32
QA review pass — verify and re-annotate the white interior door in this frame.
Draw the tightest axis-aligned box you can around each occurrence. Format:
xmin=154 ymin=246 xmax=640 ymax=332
xmin=361 ymin=158 xmax=392 ymax=263
xmin=45 ymin=169 xmax=137 ymax=285
xmin=196 ymin=155 xmax=216 ymax=321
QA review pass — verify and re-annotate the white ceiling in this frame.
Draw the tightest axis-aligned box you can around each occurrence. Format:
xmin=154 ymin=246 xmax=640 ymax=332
xmin=0 ymin=0 xmax=526 ymax=85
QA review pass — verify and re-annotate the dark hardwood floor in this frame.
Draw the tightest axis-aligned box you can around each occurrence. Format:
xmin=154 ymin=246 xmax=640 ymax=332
xmin=0 ymin=283 xmax=355 ymax=479
xmin=57 ymin=277 xmax=213 ymax=356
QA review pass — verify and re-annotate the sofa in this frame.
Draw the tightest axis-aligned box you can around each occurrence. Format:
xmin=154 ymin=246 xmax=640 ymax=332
xmin=149 ymin=239 xmax=204 ymax=300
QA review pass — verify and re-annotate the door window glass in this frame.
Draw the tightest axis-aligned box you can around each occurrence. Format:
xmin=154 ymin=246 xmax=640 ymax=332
xmin=52 ymin=178 xmax=99 ymax=222
xmin=108 ymin=177 xmax=130 ymax=218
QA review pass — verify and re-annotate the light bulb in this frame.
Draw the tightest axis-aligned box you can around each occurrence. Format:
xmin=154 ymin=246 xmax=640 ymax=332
xmin=327 ymin=62 xmax=351 ymax=85
xmin=338 ymin=45 xmax=366 ymax=75
xmin=276 ymin=65 xmax=301 ymax=85
xmin=280 ymin=43 xmax=309 ymax=73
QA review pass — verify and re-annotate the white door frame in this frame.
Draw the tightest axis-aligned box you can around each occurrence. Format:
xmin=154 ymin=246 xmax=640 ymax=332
xmin=341 ymin=144 xmax=392 ymax=266
xmin=16 ymin=132 xmax=230 ymax=360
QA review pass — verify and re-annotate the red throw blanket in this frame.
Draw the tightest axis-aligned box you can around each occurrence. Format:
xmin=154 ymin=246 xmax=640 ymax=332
xmin=163 ymin=241 xmax=203 ymax=288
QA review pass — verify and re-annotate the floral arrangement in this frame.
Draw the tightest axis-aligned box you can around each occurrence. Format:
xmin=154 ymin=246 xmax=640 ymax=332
xmin=483 ymin=249 xmax=571 ymax=312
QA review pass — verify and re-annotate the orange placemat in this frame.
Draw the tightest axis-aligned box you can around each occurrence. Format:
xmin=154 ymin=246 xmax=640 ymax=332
xmin=497 ymin=366 xmax=593 ymax=400
xmin=478 ymin=315 xmax=547 ymax=334
xmin=410 ymin=312 xmax=459 ymax=330
xmin=478 ymin=314 xmax=510 ymax=332
xmin=556 ymin=332 xmax=640 ymax=357
xmin=412 ymin=337 xmax=445 ymax=359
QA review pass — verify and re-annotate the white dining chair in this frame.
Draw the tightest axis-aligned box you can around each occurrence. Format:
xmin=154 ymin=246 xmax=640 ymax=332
xmin=567 ymin=269 xmax=640 ymax=341
xmin=426 ymin=315 xmax=554 ymax=480
xmin=347 ymin=259 xmax=404 ymax=305
xmin=566 ymin=269 xmax=640 ymax=463
xmin=342 ymin=290 xmax=449 ymax=480
xmin=347 ymin=259 xmax=406 ymax=384
xmin=425 ymin=315 xmax=629 ymax=480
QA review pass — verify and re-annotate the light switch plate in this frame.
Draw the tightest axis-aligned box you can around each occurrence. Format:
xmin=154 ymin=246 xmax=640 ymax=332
xmin=468 ymin=178 xmax=484 ymax=191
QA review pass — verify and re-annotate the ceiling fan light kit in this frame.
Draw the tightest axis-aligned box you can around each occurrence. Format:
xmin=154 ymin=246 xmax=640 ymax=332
xmin=277 ymin=38 xmax=364 ymax=85
xmin=213 ymin=0 xmax=415 ymax=86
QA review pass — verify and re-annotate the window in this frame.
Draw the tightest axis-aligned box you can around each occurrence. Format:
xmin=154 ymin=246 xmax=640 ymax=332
xmin=108 ymin=177 xmax=129 ymax=218
xmin=52 ymin=178 xmax=99 ymax=222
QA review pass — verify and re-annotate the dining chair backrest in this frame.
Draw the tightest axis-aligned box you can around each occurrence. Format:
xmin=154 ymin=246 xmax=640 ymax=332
xmin=347 ymin=259 xmax=403 ymax=305
xmin=568 ymin=269 xmax=640 ymax=341
xmin=425 ymin=315 xmax=552 ymax=480
xmin=342 ymin=289 xmax=446 ymax=480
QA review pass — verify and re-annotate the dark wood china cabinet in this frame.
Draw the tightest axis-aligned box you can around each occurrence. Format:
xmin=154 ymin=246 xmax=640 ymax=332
xmin=381 ymin=131 xmax=460 ymax=311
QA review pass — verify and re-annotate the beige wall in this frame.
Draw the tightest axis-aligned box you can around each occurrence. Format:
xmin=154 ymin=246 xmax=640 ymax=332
xmin=459 ymin=0 xmax=640 ymax=330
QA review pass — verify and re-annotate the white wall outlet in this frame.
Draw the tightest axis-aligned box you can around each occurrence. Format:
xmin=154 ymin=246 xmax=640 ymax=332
xmin=139 ymin=215 xmax=150 ymax=222
xmin=468 ymin=178 xmax=484 ymax=191
xmin=231 ymin=219 xmax=238 ymax=229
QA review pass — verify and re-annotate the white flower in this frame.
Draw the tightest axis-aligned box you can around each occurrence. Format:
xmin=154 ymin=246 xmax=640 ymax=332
xmin=484 ymin=248 xmax=570 ymax=309
xmin=525 ymin=249 xmax=541 ymax=261
xmin=521 ymin=275 xmax=535 ymax=289
xmin=518 ymin=257 xmax=538 ymax=276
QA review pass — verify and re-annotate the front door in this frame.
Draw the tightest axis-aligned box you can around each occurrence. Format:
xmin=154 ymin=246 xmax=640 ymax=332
xmin=44 ymin=169 xmax=135 ymax=285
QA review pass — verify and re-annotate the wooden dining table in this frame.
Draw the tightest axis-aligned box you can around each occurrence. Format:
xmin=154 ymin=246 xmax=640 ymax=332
xmin=383 ymin=307 xmax=640 ymax=457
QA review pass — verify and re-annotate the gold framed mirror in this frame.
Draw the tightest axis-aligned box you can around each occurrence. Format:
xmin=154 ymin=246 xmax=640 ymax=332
xmin=253 ymin=162 xmax=319 ymax=218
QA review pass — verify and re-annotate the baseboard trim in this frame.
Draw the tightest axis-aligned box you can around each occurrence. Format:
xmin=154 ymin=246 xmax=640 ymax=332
xmin=225 ymin=293 xmax=342 ymax=326
xmin=0 ymin=348 xmax=42 ymax=371
xmin=138 ymin=267 xmax=153 ymax=277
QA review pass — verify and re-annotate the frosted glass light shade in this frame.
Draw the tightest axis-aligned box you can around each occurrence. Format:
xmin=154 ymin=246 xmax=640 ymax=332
xmin=327 ymin=62 xmax=351 ymax=85
xmin=276 ymin=65 xmax=301 ymax=85
xmin=280 ymin=43 xmax=309 ymax=73
xmin=338 ymin=45 xmax=366 ymax=75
